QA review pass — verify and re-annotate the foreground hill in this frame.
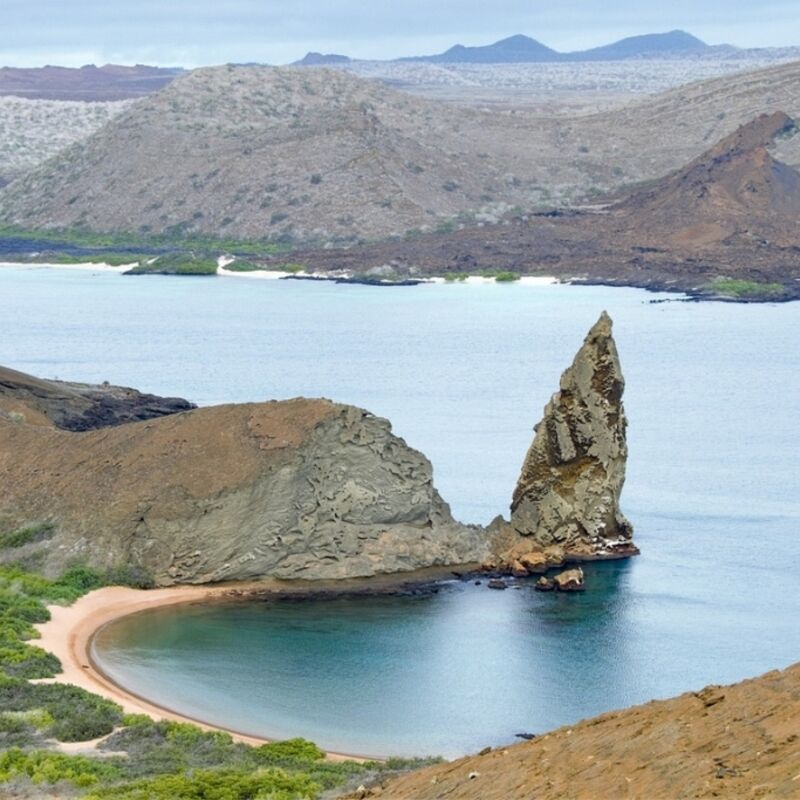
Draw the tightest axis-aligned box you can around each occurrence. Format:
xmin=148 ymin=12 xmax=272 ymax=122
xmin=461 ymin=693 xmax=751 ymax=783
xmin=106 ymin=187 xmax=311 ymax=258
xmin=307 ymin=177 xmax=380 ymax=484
xmin=359 ymin=661 xmax=800 ymax=799
xmin=1 ymin=60 xmax=800 ymax=242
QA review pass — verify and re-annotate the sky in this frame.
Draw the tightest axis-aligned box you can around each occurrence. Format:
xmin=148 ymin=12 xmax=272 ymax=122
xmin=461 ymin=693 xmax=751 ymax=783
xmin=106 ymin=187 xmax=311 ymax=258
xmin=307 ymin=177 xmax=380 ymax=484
xmin=2 ymin=0 xmax=799 ymax=68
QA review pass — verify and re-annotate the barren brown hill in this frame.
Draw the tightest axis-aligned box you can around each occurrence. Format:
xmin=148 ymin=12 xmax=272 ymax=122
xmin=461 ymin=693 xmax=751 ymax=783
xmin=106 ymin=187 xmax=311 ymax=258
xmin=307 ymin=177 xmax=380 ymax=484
xmin=2 ymin=60 xmax=800 ymax=242
xmin=359 ymin=661 xmax=800 ymax=799
xmin=0 ymin=64 xmax=182 ymax=101
xmin=613 ymin=111 xmax=800 ymax=248
xmin=293 ymin=113 xmax=800 ymax=299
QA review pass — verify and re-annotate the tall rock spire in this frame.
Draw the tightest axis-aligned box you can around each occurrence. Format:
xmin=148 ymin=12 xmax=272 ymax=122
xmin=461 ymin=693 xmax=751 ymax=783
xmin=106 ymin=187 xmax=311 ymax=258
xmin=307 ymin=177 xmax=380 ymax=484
xmin=510 ymin=311 xmax=635 ymax=556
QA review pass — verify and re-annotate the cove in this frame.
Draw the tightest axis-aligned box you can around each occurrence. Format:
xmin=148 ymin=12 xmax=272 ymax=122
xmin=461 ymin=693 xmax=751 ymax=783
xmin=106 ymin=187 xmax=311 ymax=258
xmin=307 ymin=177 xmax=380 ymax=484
xmin=2 ymin=267 xmax=799 ymax=757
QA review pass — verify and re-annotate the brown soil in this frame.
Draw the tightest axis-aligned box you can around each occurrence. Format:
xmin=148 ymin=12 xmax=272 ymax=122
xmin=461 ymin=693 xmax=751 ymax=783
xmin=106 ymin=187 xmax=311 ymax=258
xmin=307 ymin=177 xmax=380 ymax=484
xmin=360 ymin=661 xmax=800 ymax=799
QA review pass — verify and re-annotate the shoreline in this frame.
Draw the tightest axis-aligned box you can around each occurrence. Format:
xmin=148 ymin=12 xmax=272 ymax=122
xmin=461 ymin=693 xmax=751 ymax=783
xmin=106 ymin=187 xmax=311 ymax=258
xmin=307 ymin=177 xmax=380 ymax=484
xmin=2 ymin=259 xmax=559 ymax=286
xmin=0 ymin=260 xmax=132 ymax=272
xmin=35 ymin=582 xmax=370 ymax=760
xmin=34 ymin=567 xmax=473 ymax=762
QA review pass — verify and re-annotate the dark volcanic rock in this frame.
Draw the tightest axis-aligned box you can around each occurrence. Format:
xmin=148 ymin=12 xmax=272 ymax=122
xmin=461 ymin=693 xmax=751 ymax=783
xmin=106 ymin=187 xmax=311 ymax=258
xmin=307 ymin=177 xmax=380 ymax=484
xmin=0 ymin=365 xmax=194 ymax=431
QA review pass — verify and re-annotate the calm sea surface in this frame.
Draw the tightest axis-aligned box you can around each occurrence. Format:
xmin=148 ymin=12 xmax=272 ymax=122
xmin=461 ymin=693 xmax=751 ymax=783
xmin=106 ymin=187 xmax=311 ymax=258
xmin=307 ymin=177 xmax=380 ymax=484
xmin=2 ymin=266 xmax=798 ymax=757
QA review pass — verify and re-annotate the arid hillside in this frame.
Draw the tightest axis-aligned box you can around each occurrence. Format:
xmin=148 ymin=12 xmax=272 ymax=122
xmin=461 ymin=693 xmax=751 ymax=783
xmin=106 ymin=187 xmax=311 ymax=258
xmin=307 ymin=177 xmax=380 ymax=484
xmin=1 ymin=60 xmax=800 ymax=241
xmin=0 ymin=95 xmax=130 ymax=184
xmin=359 ymin=661 xmax=800 ymax=799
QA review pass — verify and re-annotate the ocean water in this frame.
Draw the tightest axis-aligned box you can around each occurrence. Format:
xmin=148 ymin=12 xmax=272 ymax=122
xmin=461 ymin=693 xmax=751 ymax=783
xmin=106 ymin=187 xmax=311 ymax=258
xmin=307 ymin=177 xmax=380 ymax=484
xmin=2 ymin=266 xmax=799 ymax=757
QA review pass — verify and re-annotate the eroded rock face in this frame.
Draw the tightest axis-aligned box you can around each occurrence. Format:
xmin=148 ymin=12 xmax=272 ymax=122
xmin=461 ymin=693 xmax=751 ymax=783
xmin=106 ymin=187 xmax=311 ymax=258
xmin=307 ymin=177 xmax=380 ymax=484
xmin=0 ymin=398 xmax=487 ymax=584
xmin=509 ymin=312 xmax=635 ymax=557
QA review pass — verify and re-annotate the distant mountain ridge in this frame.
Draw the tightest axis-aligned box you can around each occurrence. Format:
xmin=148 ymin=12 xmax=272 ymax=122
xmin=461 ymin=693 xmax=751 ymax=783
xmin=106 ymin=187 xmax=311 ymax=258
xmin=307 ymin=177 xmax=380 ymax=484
xmin=0 ymin=64 xmax=184 ymax=101
xmin=295 ymin=30 xmax=727 ymax=66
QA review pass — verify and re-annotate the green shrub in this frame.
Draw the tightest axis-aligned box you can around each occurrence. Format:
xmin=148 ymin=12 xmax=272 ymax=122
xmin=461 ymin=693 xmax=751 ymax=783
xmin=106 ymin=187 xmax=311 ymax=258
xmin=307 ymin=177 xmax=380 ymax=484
xmin=82 ymin=767 xmax=320 ymax=800
xmin=0 ymin=523 xmax=55 ymax=549
xmin=255 ymin=738 xmax=325 ymax=765
xmin=0 ymin=748 xmax=122 ymax=787
xmin=707 ymin=278 xmax=787 ymax=300
xmin=493 ymin=271 xmax=520 ymax=282
xmin=0 ymin=680 xmax=123 ymax=742
xmin=103 ymin=565 xmax=155 ymax=590
xmin=443 ymin=272 xmax=468 ymax=282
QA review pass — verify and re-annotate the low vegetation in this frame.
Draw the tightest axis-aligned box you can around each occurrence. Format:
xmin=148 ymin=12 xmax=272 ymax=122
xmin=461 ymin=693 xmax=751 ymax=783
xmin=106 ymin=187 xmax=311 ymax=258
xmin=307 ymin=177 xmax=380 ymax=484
xmin=706 ymin=278 xmax=788 ymax=301
xmin=124 ymin=254 xmax=218 ymax=276
xmin=0 ymin=553 xmax=437 ymax=798
xmin=0 ymin=224 xmax=291 ymax=257
xmin=0 ymin=522 xmax=55 ymax=549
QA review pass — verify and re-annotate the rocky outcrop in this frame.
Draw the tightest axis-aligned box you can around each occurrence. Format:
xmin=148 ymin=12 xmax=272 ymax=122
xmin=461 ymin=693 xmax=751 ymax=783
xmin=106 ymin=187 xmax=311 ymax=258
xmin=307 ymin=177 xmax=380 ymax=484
xmin=552 ymin=567 xmax=585 ymax=591
xmin=0 ymin=395 xmax=486 ymax=584
xmin=509 ymin=312 xmax=634 ymax=557
xmin=0 ymin=365 xmax=194 ymax=431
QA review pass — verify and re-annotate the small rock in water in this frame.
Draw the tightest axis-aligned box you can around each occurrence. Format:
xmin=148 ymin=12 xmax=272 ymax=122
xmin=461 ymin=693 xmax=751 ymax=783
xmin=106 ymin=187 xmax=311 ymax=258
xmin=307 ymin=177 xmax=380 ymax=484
xmin=487 ymin=578 xmax=507 ymax=590
xmin=553 ymin=567 xmax=585 ymax=592
xmin=534 ymin=576 xmax=555 ymax=591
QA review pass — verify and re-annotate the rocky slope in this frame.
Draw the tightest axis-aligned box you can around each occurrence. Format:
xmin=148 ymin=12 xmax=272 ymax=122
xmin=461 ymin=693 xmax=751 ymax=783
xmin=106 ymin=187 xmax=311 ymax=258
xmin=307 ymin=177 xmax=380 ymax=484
xmin=0 ymin=396 xmax=486 ymax=584
xmin=355 ymin=661 xmax=800 ymax=799
xmin=0 ymin=365 xmax=194 ymax=431
xmin=2 ymin=59 xmax=800 ymax=241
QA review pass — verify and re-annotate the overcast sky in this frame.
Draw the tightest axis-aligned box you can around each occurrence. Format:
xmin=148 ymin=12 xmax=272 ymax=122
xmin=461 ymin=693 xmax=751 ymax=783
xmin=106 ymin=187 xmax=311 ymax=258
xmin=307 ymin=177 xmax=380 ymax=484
xmin=3 ymin=0 xmax=799 ymax=68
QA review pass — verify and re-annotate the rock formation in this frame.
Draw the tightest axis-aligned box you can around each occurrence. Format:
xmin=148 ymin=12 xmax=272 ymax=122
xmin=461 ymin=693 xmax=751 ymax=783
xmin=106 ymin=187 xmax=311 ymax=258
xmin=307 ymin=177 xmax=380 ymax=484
xmin=0 ymin=389 xmax=486 ymax=584
xmin=498 ymin=312 xmax=636 ymax=565
xmin=0 ymin=314 xmax=637 ymax=589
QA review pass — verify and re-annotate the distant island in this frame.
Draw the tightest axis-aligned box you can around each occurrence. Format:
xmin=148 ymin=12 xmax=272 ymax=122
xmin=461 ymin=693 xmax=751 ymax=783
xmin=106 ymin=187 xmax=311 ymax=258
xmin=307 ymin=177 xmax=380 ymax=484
xmin=293 ymin=29 xmax=738 ymax=66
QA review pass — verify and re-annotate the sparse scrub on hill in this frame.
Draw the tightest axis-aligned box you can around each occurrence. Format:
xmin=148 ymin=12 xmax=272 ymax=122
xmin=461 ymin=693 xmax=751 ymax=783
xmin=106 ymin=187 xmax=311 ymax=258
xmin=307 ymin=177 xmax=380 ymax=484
xmin=0 ymin=523 xmax=55 ymax=549
xmin=0 ymin=97 xmax=130 ymax=181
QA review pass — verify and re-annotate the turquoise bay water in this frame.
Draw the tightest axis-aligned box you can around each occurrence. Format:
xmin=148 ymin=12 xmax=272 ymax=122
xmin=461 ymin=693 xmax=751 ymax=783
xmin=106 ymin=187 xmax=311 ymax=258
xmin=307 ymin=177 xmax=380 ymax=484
xmin=2 ymin=266 xmax=799 ymax=757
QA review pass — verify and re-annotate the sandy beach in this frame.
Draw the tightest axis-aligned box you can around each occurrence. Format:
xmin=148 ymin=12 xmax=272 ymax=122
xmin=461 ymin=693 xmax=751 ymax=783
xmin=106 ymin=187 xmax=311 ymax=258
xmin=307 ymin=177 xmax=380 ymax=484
xmin=34 ymin=582 xmax=367 ymax=760
xmin=0 ymin=260 xmax=133 ymax=272
xmin=33 ymin=566 xmax=468 ymax=761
